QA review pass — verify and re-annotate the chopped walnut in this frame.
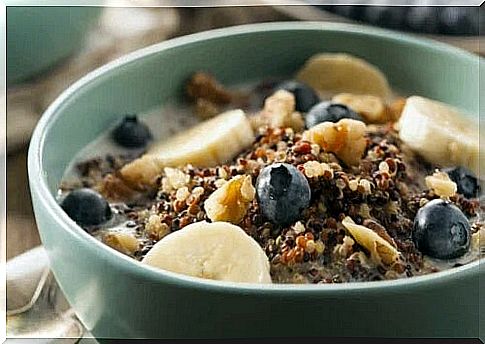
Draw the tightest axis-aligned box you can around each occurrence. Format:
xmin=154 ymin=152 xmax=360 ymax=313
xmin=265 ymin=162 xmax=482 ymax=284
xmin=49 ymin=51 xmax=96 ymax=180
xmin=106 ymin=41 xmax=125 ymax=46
xmin=342 ymin=216 xmax=400 ymax=267
xmin=256 ymin=90 xmax=305 ymax=131
xmin=97 ymin=173 xmax=138 ymax=201
xmin=186 ymin=72 xmax=233 ymax=105
xmin=103 ymin=232 xmax=139 ymax=256
xmin=204 ymin=175 xmax=255 ymax=224
xmin=425 ymin=170 xmax=457 ymax=198
xmin=302 ymin=118 xmax=367 ymax=166
xmin=332 ymin=93 xmax=387 ymax=123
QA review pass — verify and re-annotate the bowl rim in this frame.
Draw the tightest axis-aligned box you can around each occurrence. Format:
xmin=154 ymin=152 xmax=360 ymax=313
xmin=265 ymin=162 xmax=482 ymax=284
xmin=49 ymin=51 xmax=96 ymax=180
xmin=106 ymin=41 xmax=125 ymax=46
xmin=28 ymin=21 xmax=483 ymax=294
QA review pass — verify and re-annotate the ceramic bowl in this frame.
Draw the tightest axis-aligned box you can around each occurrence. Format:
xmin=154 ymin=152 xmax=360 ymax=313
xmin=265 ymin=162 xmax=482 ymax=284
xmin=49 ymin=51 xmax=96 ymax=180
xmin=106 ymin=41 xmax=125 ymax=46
xmin=28 ymin=22 xmax=484 ymax=340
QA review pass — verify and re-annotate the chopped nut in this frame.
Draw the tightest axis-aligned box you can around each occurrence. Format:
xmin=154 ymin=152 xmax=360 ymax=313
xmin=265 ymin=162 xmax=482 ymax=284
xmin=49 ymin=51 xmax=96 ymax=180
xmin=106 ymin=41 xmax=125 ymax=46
xmin=302 ymin=118 xmax=367 ymax=166
xmin=259 ymin=90 xmax=304 ymax=131
xmin=332 ymin=93 xmax=387 ymax=123
xmin=204 ymin=175 xmax=255 ymax=224
xmin=186 ymin=72 xmax=233 ymax=105
xmin=103 ymin=232 xmax=139 ymax=255
xmin=145 ymin=214 xmax=170 ymax=240
xmin=425 ymin=170 xmax=457 ymax=198
xmin=342 ymin=216 xmax=400 ymax=267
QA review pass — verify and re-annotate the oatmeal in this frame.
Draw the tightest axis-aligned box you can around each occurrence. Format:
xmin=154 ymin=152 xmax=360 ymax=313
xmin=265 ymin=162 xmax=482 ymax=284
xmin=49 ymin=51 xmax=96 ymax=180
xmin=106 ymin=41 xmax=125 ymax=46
xmin=58 ymin=53 xmax=483 ymax=284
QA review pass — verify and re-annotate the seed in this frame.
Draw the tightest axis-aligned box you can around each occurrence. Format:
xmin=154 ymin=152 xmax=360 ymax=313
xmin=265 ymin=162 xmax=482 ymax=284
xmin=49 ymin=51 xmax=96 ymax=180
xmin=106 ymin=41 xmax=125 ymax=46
xmin=379 ymin=161 xmax=389 ymax=173
xmin=348 ymin=179 xmax=359 ymax=191
xmin=294 ymin=247 xmax=305 ymax=262
xmin=304 ymin=232 xmax=314 ymax=241
xmin=315 ymin=241 xmax=325 ymax=254
xmin=296 ymin=236 xmax=307 ymax=248
xmin=305 ymin=240 xmax=316 ymax=253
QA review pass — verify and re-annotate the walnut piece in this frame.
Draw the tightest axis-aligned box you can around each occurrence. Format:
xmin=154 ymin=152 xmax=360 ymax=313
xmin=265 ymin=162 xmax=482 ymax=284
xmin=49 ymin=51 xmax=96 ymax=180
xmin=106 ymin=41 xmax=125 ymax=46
xmin=342 ymin=216 xmax=400 ymax=267
xmin=186 ymin=72 xmax=233 ymax=105
xmin=302 ymin=118 xmax=367 ymax=166
xmin=425 ymin=170 xmax=457 ymax=198
xmin=332 ymin=93 xmax=387 ymax=123
xmin=256 ymin=90 xmax=305 ymax=131
xmin=103 ymin=232 xmax=139 ymax=256
xmin=204 ymin=175 xmax=255 ymax=224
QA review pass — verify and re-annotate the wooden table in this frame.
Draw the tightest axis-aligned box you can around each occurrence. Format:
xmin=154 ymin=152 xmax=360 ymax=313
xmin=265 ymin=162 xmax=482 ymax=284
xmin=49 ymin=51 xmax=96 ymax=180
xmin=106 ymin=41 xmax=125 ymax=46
xmin=6 ymin=5 xmax=482 ymax=259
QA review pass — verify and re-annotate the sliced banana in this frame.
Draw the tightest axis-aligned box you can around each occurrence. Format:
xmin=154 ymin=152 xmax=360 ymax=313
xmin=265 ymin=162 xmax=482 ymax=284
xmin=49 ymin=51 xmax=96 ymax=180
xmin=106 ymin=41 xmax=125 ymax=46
xmin=142 ymin=221 xmax=272 ymax=284
xmin=120 ymin=109 xmax=255 ymax=189
xmin=296 ymin=53 xmax=391 ymax=99
xmin=332 ymin=93 xmax=388 ymax=123
xmin=397 ymin=96 xmax=481 ymax=176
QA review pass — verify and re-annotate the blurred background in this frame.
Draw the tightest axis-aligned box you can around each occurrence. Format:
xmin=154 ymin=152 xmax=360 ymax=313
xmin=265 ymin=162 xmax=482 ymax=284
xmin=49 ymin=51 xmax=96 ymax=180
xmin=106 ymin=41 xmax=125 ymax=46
xmin=5 ymin=4 xmax=484 ymax=259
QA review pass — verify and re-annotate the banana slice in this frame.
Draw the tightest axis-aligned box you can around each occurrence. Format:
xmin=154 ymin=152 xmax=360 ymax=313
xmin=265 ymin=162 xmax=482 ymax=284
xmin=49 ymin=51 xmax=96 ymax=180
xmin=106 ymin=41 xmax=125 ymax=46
xmin=397 ymin=96 xmax=481 ymax=176
xmin=120 ymin=109 xmax=255 ymax=189
xmin=142 ymin=221 xmax=272 ymax=283
xmin=296 ymin=53 xmax=391 ymax=99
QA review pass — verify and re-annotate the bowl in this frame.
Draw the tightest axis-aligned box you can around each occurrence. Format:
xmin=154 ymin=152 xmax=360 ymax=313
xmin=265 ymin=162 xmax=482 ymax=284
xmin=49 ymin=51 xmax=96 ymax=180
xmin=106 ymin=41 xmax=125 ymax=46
xmin=28 ymin=22 xmax=484 ymax=339
xmin=7 ymin=5 xmax=102 ymax=85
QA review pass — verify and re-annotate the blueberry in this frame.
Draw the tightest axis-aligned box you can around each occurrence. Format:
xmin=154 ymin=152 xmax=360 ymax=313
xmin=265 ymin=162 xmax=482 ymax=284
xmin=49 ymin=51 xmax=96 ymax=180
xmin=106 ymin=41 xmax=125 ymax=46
xmin=60 ymin=188 xmax=112 ymax=227
xmin=112 ymin=115 xmax=152 ymax=148
xmin=275 ymin=80 xmax=320 ymax=113
xmin=412 ymin=199 xmax=471 ymax=259
xmin=256 ymin=163 xmax=311 ymax=226
xmin=444 ymin=166 xmax=480 ymax=199
xmin=305 ymin=101 xmax=363 ymax=128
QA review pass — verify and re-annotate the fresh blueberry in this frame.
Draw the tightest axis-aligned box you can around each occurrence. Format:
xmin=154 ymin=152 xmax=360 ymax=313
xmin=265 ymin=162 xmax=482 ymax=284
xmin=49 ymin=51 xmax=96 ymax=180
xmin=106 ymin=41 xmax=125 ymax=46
xmin=275 ymin=80 xmax=320 ymax=113
xmin=112 ymin=115 xmax=152 ymax=148
xmin=444 ymin=166 xmax=480 ymax=199
xmin=60 ymin=188 xmax=112 ymax=227
xmin=256 ymin=163 xmax=311 ymax=226
xmin=412 ymin=199 xmax=471 ymax=259
xmin=305 ymin=101 xmax=363 ymax=128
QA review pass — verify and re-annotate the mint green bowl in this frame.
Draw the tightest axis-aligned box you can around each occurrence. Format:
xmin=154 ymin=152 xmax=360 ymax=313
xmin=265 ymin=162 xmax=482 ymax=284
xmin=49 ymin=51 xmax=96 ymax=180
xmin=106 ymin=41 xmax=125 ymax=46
xmin=28 ymin=22 xmax=484 ymax=340
xmin=7 ymin=6 xmax=102 ymax=85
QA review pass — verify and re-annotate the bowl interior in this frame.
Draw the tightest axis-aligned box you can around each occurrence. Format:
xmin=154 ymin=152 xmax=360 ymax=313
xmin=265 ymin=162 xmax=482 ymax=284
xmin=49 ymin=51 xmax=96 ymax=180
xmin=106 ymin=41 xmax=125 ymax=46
xmin=37 ymin=23 xmax=481 ymax=197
